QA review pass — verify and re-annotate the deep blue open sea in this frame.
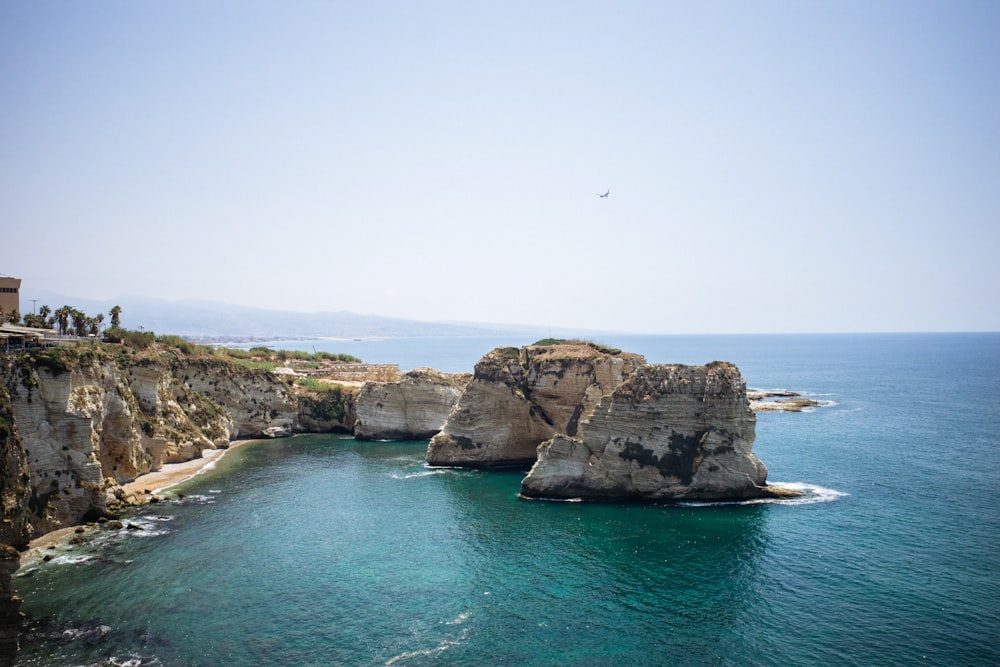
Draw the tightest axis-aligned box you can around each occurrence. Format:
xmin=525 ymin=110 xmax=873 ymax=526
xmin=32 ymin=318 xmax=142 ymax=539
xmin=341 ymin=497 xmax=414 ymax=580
xmin=13 ymin=333 xmax=1000 ymax=666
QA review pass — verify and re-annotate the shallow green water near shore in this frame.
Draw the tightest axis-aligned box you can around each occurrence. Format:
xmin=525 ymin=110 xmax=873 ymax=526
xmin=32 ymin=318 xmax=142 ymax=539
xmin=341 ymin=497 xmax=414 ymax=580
xmin=13 ymin=333 xmax=1000 ymax=666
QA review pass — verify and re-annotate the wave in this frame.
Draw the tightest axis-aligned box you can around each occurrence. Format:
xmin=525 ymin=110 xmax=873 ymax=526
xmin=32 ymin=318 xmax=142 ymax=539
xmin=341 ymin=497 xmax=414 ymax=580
xmin=517 ymin=494 xmax=585 ymax=503
xmin=677 ymin=482 xmax=848 ymax=507
xmin=384 ymin=612 xmax=471 ymax=665
xmin=767 ymin=482 xmax=848 ymax=504
xmin=389 ymin=469 xmax=451 ymax=480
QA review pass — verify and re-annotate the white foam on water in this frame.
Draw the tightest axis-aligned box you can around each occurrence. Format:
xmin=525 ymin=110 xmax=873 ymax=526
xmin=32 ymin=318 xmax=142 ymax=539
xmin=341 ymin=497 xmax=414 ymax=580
xmin=106 ymin=655 xmax=162 ymax=667
xmin=517 ymin=494 xmax=585 ymax=503
xmin=383 ymin=611 xmax=472 ymax=665
xmin=114 ymin=518 xmax=172 ymax=538
xmin=445 ymin=611 xmax=470 ymax=625
xmin=766 ymin=482 xmax=849 ymax=505
xmin=51 ymin=553 xmax=93 ymax=565
xmin=677 ymin=482 xmax=848 ymax=507
xmin=389 ymin=469 xmax=450 ymax=480
xmin=384 ymin=625 xmax=470 ymax=666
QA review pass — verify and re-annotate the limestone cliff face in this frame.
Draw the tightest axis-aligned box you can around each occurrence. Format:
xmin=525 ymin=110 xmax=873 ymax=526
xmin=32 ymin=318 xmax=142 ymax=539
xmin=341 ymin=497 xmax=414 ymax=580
xmin=172 ymin=359 xmax=298 ymax=439
xmin=520 ymin=362 xmax=783 ymax=501
xmin=0 ymin=347 xmax=298 ymax=535
xmin=355 ymin=369 xmax=469 ymax=440
xmin=427 ymin=344 xmax=645 ymax=467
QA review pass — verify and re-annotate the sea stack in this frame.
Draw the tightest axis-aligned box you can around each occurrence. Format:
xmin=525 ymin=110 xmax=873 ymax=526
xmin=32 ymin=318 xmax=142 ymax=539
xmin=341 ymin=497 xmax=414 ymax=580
xmin=426 ymin=342 xmax=645 ymax=467
xmin=354 ymin=368 xmax=469 ymax=440
xmin=520 ymin=362 xmax=795 ymax=501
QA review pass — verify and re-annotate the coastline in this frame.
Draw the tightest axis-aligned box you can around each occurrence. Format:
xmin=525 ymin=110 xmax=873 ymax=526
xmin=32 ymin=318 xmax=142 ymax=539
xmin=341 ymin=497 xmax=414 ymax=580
xmin=120 ymin=439 xmax=253 ymax=496
xmin=21 ymin=440 xmax=254 ymax=560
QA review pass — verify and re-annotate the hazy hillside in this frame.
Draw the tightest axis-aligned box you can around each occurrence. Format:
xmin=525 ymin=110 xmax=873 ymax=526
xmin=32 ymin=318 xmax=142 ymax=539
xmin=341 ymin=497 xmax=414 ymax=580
xmin=18 ymin=291 xmax=574 ymax=341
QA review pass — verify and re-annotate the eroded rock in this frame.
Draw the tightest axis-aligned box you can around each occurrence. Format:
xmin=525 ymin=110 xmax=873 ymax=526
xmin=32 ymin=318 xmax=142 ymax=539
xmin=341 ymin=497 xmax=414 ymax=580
xmin=355 ymin=369 xmax=469 ymax=440
xmin=520 ymin=362 xmax=797 ymax=501
xmin=427 ymin=343 xmax=645 ymax=467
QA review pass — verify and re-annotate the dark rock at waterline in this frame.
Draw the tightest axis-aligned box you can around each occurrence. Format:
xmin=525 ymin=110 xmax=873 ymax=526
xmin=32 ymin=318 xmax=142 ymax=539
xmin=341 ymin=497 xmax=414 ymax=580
xmin=0 ymin=545 xmax=21 ymax=667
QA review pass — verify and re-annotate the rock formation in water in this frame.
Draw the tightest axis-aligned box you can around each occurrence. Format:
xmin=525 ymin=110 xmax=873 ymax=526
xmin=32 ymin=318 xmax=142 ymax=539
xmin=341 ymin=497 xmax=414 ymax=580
xmin=426 ymin=343 xmax=645 ymax=467
xmin=354 ymin=369 xmax=469 ymax=440
xmin=747 ymin=389 xmax=821 ymax=412
xmin=520 ymin=362 xmax=794 ymax=501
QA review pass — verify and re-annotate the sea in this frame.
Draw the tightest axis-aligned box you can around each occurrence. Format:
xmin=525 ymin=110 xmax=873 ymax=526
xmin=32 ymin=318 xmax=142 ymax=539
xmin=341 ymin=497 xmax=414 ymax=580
xmin=12 ymin=333 xmax=1000 ymax=666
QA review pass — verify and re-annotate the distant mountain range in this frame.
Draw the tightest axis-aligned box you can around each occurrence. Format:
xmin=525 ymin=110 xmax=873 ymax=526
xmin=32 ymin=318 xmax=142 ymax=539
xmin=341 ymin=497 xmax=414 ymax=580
xmin=19 ymin=290 xmax=600 ymax=342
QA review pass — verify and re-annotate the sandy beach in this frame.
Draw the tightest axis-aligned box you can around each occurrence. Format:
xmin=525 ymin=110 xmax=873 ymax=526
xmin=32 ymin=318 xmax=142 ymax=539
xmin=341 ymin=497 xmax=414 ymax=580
xmin=120 ymin=440 xmax=253 ymax=496
xmin=21 ymin=440 xmax=254 ymax=561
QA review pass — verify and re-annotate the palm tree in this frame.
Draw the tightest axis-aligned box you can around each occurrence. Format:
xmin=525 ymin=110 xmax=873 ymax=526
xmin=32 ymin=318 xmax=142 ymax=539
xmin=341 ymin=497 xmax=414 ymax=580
xmin=38 ymin=305 xmax=54 ymax=329
xmin=88 ymin=313 xmax=104 ymax=336
xmin=109 ymin=305 xmax=122 ymax=329
xmin=71 ymin=309 xmax=89 ymax=337
xmin=55 ymin=306 xmax=71 ymax=336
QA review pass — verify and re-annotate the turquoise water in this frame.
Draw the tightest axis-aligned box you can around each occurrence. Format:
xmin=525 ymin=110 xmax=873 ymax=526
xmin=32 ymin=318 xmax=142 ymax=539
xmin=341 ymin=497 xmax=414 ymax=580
xmin=14 ymin=333 xmax=1000 ymax=666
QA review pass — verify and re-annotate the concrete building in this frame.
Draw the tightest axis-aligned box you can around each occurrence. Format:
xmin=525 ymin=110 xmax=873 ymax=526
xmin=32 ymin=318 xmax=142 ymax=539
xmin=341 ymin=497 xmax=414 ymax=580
xmin=0 ymin=276 xmax=20 ymax=318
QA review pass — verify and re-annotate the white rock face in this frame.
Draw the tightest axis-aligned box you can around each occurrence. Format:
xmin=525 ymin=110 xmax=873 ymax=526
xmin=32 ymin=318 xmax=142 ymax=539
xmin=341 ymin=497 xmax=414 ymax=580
xmin=2 ymin=350 xmax=297 ymax=534
xmin=354 ymin=369 xmax=468 ymax=440
xmin=520 ymin=362 xmax=786 ymax=501
xmin=174 ymin=360 xmax=298 ymax=440
xmin=426 ymin=344 xmax=645 ymax=467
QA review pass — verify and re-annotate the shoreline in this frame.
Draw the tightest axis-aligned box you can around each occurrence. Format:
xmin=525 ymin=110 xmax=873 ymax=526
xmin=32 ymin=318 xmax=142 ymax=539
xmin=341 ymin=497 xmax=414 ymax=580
xmin=21 ymin=440 xmax=255 ymax=560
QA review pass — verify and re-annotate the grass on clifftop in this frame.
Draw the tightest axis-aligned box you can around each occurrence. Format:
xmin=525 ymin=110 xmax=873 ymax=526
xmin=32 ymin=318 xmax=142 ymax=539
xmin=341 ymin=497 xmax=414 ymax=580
xmin=144 ymin=336 xmax=362 ymax=372
xmin=532 ymin=338 xmax=622 ymax=355
xmin=45 ymin=329 xmax=366 ymax=375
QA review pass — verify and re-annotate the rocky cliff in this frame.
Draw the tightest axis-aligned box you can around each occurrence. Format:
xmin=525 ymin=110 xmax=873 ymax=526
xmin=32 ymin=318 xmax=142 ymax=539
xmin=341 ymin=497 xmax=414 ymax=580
xmin=426 ymin=343 xmax=645 ymax=467
xmin=0 ymin=345 xmax=307 ymax=537
xmin=354 ymin=369 xmax=469 ymax=440
xmin=0 ymin=545 xmax=19 ymax=667
xmin=0 ymin=388 xmax=30 ymax=550
xmin=520 ymin=362 xmax=794 ymax=501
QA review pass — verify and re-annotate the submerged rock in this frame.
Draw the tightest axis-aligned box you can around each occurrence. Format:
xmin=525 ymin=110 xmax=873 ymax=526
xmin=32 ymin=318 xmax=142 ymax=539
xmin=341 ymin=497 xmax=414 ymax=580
xmin=749 ymin=390 xmax=821 ymax=412
xmin=520 ymin=362 xmax=798 ymax=501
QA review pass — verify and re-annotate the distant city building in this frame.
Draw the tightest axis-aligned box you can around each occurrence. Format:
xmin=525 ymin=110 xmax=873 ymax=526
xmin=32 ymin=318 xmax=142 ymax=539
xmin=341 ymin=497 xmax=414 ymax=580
xmin=0 ymin=275 xmax=20 ymax=316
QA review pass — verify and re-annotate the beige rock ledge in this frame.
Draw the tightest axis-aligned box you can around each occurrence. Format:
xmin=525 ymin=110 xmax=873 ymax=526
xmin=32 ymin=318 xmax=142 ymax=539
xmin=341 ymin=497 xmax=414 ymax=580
xmin=748 ymin=389 xmax=822 ymax=412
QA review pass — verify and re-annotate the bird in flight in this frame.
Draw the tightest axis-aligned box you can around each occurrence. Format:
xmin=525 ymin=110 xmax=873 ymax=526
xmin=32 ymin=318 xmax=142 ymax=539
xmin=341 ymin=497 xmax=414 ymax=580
xmin=597 ymin=190 xmax=610 ymax=198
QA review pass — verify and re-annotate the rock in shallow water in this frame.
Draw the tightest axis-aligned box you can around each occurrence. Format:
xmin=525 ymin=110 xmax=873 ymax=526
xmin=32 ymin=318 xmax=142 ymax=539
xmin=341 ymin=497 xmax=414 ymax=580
xmin=354 ymin=369 xmax=469 ymax=440
xmin=520 ymin=362 xmax=796 ymax=501
xmin=426 ymin=343 xmax=645 ymax=467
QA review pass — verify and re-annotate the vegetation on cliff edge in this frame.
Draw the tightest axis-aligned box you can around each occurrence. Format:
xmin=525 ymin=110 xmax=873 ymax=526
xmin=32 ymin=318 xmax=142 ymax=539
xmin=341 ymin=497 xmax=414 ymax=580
xmin=532 ymin=338 xmax=622 ymax=355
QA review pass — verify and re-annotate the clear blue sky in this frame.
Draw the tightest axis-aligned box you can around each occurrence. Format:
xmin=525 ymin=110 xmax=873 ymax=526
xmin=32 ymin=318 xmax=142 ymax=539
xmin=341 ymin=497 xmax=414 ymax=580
xmin=2 ymin=1 xmax=997 ymax=334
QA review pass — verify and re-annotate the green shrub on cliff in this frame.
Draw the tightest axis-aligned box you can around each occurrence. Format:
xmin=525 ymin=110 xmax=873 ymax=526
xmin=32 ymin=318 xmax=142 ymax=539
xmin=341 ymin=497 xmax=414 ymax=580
xmin=156 ymin=335 xmax=196 ymax=355
xmin=104 ymin=326 xmax=155 ymax=349
xmin=533 ymin=338 xmax=567 ymax=346
xmin=29 ymin=348 xmax=76 ymax=375
xmin=296 ymin=378 xmax=350 ymax=423
xmin=214 ymin=347 xmax=362 ymax=372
